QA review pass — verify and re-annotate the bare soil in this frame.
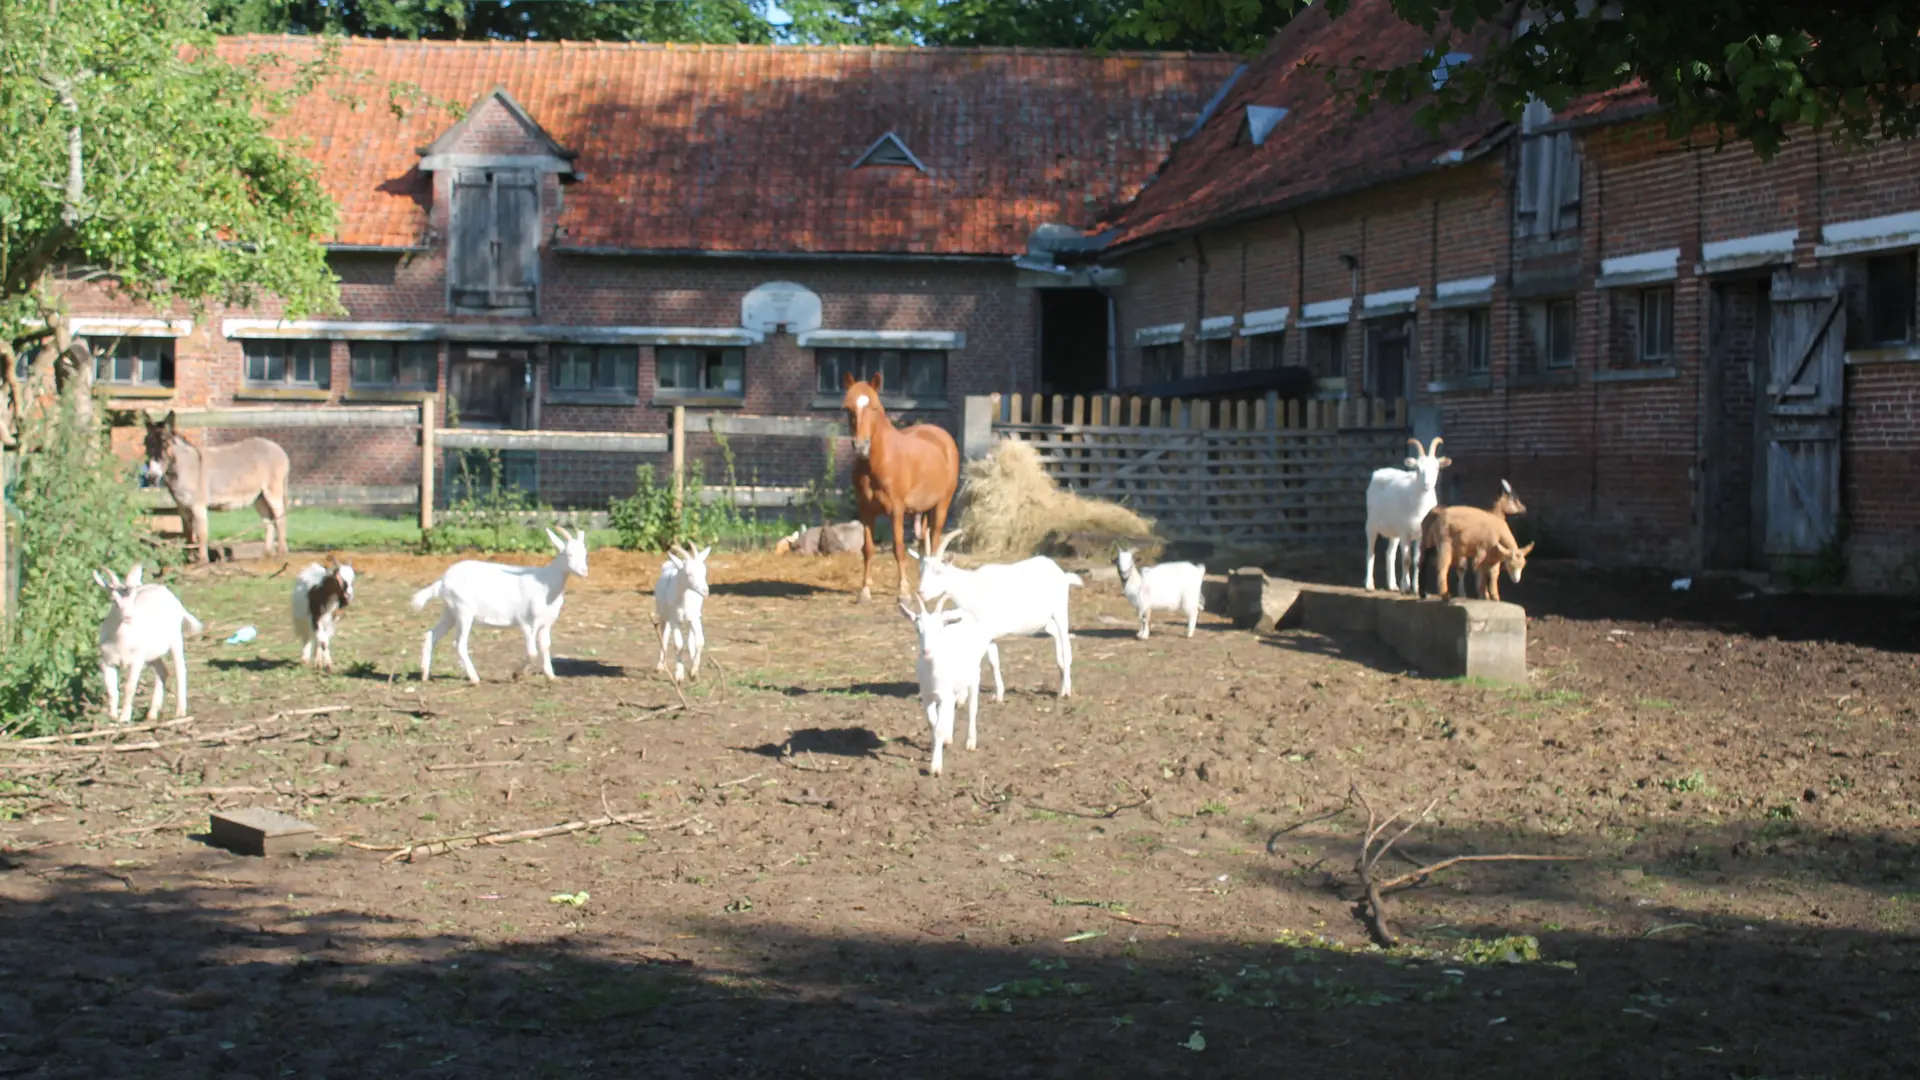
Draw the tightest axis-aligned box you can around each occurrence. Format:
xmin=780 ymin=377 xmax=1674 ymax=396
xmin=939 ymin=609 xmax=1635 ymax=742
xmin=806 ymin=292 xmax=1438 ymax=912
xmin=2 ymin=551 xmax=1917 ymax=1079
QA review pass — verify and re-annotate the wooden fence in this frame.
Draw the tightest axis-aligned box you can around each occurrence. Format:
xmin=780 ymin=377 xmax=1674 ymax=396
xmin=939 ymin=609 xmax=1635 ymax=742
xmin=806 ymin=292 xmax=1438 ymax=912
xmin=118 ymin=403 xmax=841 ymax=534
xmin=980 ymin=391 xmax=1411 ymax=545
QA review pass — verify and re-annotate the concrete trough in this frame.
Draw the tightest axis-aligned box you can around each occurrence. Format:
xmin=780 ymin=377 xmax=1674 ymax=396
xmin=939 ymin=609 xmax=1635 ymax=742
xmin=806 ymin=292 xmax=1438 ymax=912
xmin=1225 ymin=568 xmax=1527 ymax=685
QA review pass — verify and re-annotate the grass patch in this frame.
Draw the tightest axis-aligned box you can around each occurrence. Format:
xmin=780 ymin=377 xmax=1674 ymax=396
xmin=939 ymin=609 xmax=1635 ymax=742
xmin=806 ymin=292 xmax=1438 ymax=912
xmin=207 ymin=507 xmax=423 ymax=551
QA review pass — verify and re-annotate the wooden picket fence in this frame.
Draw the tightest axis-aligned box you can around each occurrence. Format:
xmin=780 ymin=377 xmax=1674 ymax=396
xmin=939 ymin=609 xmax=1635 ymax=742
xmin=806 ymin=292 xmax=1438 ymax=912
xmin=984 ymin=391 xmax=1411 ymax=545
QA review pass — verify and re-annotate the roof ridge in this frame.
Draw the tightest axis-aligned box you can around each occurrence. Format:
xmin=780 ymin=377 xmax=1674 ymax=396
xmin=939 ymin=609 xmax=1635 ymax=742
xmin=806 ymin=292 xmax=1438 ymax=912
xmin=214 ymin=34 xmax=1242 ymax=62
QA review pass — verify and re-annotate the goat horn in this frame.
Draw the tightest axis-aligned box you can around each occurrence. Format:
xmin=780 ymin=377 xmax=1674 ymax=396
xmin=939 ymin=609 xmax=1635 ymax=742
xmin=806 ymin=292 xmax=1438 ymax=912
xmin=1406 ymin=437 xmax=1426 ymax=456
xmin=933 ymin=529 xmax=963 ymax=558
xmin=1428 ymin=436 xmax=1444 ymax=454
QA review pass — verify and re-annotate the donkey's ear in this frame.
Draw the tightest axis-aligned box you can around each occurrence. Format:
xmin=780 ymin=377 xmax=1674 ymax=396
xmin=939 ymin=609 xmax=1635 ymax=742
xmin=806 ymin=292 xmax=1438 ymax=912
xmin=163 ymin=410 xmax=177 ymax=431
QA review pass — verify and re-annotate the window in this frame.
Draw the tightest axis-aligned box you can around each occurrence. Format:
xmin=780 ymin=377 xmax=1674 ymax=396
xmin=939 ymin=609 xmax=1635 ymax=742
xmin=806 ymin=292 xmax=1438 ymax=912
xmin=815 ymin=348 xmax=946 ymax=400
xmin=1522 ymin=299 xmax=1577 ymax=371
xmin=1140 ymin=343 xmax=1182 ymax=383
xmin=1305 ymin=325 xmax=1347 ymax=380
xmin=657 ymin=346 xmax=743 ymax=397
xmin=1365 ymin=319 xmax=1413 ymax=400
xmin=1201 ymin=337 xmax=1232 ymax=376
xmin=243 ymin=340 xmax=330 ymax=388
xmin=350 ymin=341 xmax=437 ymax=389
xmin=1637 ymin=287 xmax=1674 ymax=364
xmin=1860 ymin=252 xmax=1916 ymax=346
xmin=1515 ymin=98 xmax=1581 ymax=239
xmin=550 ymin=345 xmax=639 ymax=396
xmin=449 ymin=167 xmax=539 ymax=314
xmin=90 ymin=337 xmax=173 ymax=387
xmin=1245 ymin=333 xmax=1285 ymax=371
xmin=1443 ymin=308 xmax=1491 ymax=376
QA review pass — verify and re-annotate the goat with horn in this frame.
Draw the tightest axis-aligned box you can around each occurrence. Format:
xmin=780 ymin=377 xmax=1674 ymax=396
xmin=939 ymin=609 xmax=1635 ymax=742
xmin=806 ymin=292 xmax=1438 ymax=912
xmin=1363 ymin=435 xmax=1452 ymax=594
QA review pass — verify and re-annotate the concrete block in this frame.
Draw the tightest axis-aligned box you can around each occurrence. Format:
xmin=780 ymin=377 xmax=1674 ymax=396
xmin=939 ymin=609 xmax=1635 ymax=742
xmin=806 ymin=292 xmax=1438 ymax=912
xmin=1242 ymin=572 xmax=1527 ymax=684
xmin=209 ymin=807 xmax=317 ymax=857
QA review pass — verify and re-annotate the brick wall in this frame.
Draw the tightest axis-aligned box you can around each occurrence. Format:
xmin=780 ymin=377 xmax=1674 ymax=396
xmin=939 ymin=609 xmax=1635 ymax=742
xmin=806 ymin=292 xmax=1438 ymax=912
xmin=1105 ymin=121 xmax=1920 ymax=590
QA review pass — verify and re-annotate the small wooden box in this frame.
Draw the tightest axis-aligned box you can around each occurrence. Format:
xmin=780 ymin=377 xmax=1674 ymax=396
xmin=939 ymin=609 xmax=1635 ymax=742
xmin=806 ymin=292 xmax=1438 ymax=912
xmin=209 ymin=807 xmax=317 ymax=856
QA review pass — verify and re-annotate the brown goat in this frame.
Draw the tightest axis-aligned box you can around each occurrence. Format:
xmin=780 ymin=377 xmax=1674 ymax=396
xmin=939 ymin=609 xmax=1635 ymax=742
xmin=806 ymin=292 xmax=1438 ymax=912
xmin=1422 ymin=480 xmax=1527 ymax=598
xmin=1419 ymin=505 xmax=1534 ymax=602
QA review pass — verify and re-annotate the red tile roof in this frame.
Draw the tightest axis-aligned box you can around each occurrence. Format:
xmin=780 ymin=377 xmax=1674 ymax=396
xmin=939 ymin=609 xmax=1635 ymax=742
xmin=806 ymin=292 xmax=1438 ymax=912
xmin=1102 ymin=0 xmax=1512 ymax=251
xmin=1543 ymin=80 xmax=1660 ymax=130
xmin=214 ymin=37 xmax=1243 ymax=255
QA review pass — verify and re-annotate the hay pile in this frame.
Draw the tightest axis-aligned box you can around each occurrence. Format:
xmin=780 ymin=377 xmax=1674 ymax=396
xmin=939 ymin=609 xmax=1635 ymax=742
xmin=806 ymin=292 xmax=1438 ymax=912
xmin=957 ymin=439 xmax=1154 ymax=560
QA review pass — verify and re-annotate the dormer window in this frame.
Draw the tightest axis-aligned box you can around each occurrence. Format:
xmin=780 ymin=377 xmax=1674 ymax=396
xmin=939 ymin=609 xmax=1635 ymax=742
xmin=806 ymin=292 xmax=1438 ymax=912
xmin=1238 ymin=105 xmax=1289 ymax=147
xmin=854 ymin=132 xmax=927 ymax=172
xmin=416 ymin=87 xmax=576 ymax=317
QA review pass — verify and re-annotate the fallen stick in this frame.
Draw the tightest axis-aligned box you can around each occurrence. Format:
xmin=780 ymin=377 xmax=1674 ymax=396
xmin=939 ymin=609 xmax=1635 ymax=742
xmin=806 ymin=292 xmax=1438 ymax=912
xmin=714 ymin=772 xmax=761 ymax=788
xmin=364 ymin=812 xmax=691 ymax=864
xmin=424 ymin=761 xmax=523 ymax=772
xmin=167 ymin=785 xmax=273 ymax=798
xmin=1374 ymin=853 xmax=1585 ymax=894
xmin=1107 ymin=911 xmax=1178 ymax=928
xmin=12 ymin=716 xmax=199 ymax=745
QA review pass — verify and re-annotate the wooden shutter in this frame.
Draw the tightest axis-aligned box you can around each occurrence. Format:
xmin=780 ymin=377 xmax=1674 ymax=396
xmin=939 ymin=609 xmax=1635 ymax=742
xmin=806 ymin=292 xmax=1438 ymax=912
xmin=1550 ymin=133 xmax=1582 ymax=234
xmin=449 ymin=168 xmax=539 ymax=313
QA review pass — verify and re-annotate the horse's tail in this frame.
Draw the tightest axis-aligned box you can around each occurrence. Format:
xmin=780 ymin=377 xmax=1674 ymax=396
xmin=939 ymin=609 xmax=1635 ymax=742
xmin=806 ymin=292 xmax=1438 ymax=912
xmin=409 ymin=580 xmax=444 ymax=612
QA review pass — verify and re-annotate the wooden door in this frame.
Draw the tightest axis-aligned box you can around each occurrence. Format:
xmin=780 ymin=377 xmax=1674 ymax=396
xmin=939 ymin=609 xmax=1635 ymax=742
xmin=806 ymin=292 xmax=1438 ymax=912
xmin=448 ymin=345 xmax=529 ymax=429
xmin=1763 ymin=269 xmax=1845 ymax=559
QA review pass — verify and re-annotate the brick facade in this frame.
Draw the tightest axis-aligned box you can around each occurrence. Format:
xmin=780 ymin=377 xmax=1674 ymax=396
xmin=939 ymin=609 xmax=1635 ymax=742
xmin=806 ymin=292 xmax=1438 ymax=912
xmin=1103 ymin=118 xmax=1920 ymax=589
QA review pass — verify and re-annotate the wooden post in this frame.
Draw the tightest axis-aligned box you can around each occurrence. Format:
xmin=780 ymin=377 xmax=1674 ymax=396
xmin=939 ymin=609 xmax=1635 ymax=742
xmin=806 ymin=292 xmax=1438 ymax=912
xmin=418 ymin=400 xmax=436 ymax=532
xmin=671 ymin=404 xmax=687 ymax=514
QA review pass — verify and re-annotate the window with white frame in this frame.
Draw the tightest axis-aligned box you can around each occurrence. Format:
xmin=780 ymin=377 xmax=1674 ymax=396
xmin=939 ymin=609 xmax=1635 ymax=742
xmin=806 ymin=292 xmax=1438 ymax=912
xmin=1245 ymin=332 xmax=1285 ymax=371
xmin=1844 ymin=251 xmax=1916 ymax=348
xmin=1305 ymin=325 xmax=1346 ymax=380
xmin=814 ymin=347 xmax=945 ymax=400
xmin=349 ymin=341 xmax=438 ymax=389
xmin=1139 ymin=342 xmax=1181 ymax=383
xmin=243 ymin=340 xmax=331 ymax=389
xmin=1441 ymin=308 xmax=1491 ymax=376
xmin=90 ymin=337 xmax=174 ymax=387
xmin=551 ymin=344 xmax=639 ymax=395
xmin=658 ymin=346 xmax=743 ymax=397
xmin=1521 ymin=298 xmax=1577 ymax=372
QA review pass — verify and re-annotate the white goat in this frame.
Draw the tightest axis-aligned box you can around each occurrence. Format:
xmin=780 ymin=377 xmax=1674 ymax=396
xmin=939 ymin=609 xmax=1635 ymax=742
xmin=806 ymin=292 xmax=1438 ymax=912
xmin=411 ymin=525 xmax=590 ymax=683
xmin=93 ymin=564 xmax=203 ymax=724
xmin=290 ymin=555 xmax=355 ymax=671
xmin=652 ymin=543 xmax=711 ymax=682
xmin=1113 ymin=547 xmax=1206 ymax=639
xmin=914 ymin=529 xmax=1081 ymax=700
xmin=1363 ymin=436 xmax=1452 ymax=594
xmin=899 ymin=595 xmax=995 ymax=777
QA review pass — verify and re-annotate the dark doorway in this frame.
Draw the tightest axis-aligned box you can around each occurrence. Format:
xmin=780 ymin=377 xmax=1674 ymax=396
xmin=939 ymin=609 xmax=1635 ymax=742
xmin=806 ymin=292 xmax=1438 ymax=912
xmin=446 ymin=342 xmax=537 ymax=497
xmin=1038 ymin=288 xmax=1110 ymax=396
xmin=1703 ymin=277 xmax=1770 ymax=570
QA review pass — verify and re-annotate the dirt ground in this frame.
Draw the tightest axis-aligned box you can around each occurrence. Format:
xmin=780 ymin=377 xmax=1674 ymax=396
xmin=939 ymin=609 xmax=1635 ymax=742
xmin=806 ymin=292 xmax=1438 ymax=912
xmin=2 ymin=548 xmax=1917 ymax=1079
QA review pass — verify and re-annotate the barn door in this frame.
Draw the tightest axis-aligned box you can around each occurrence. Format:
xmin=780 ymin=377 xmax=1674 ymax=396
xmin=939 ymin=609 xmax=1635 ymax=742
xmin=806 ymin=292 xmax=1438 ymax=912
xmin=1762 ymin=269 xmax=1845 ymax=559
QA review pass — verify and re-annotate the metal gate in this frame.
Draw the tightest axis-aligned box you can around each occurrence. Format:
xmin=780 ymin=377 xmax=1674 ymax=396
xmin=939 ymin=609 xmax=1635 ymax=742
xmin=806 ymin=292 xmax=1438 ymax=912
xmin=1763 ymin=269 xmax=1846 ymax=559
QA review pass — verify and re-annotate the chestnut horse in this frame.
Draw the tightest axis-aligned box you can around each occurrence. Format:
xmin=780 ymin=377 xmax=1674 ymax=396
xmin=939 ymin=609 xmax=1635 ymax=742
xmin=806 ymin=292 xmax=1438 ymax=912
xmin=840 ymin=372 xmax=960 ymax=602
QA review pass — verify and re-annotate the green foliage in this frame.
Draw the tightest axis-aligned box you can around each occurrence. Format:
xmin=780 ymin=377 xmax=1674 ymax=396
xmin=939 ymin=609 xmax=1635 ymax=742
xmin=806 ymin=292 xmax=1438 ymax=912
xmin=797 ymin=436 xmax=854 ymax=527
xmin=0 ymin=0 xmax=340 ymax=324
xmin=610 ymin=433 xmax=789 ymax=552
xmin=207 ymin=0 xmax=777 ymax=43
xmin=420 ymin=450 xmax=559 ymax=554
xmin=0 ymin=396 xmax=161 ymax=735
xmin=1117 ymin=0 xmax=1920 ymax=159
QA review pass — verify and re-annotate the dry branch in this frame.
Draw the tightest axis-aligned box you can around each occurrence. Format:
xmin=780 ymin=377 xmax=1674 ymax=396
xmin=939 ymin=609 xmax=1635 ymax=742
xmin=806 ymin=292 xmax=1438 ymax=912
xmin=1343 ymin=783 xmax=1583 ymax=948
xmin=354 ymin=813 xmax=697 ymax=864
xmin=8 ymin=706 xmax=350 ymax=753
xmin=424 ymin=760 xmax=522 ymax=772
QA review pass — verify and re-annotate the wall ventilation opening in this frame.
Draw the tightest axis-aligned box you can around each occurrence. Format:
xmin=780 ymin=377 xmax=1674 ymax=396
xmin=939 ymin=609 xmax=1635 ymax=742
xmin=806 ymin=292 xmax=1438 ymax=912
xmin=853 ymin=132 xmax=928 ymax=172
xmin=1240 ymin=105 xmax=1289 ymax=147
xmin=1430 ymin=52 xmax=1473 ymax=90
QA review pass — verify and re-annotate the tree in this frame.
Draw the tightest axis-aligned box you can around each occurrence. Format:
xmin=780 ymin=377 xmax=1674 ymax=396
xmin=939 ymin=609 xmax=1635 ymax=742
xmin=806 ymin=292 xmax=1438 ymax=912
xmin=1 ymin=0 xmax=340 ymax=420
xmin=1115 ymin=0 xmax=1920 ymax=158
xmin=776 ymin=0 xmax=1293 ymax=52
xmin=207 ymin=0 xmax=776 ymax=43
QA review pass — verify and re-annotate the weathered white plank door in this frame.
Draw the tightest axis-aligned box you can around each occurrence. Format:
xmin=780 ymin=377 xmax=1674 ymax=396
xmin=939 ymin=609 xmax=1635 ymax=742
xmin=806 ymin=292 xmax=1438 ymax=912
xmin=1763 ymin=269 xmax=1845 ymax=557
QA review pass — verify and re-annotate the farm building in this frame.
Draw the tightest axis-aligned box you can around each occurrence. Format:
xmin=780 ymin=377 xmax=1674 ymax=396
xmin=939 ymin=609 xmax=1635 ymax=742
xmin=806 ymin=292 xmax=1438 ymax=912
xmin=1057 ymin=0 xmax=1920 ymax=590
xmin=48 ymin=37 xmax=1240 ymax=504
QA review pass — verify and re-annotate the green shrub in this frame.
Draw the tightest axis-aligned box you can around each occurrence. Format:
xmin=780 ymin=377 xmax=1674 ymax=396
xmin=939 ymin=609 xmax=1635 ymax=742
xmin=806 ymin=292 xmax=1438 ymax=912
xmin=420 ymin=450 xmax=557 ymax=554
xmin=1 ymin=395 xmax=162 ymax=735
